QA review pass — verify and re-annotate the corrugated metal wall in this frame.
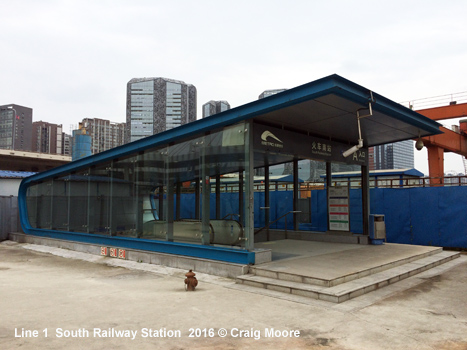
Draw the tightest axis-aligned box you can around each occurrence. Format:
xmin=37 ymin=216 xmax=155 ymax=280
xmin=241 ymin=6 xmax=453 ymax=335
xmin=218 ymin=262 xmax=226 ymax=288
xmin=0 ymin=196 xmax=20 ymax=241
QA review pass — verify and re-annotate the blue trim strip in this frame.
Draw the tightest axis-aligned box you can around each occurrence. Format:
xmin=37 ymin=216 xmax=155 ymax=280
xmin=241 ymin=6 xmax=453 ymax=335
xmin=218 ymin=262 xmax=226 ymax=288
xmin=24 ymin=229 xmax=255 ymax=265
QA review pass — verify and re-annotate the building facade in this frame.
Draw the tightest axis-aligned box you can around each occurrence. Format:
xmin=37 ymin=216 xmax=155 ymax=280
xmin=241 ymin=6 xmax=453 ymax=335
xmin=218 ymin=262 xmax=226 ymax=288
xmin=126 ymin=78 xmax=196 ymax=143
xmin=202 ymin=100 xmax=230 ymax=118
xmin=372 ymin=140 xmax=414 ymax=170
xmin=258 ymin=89 xmax=287 ymax=99
xmin=32 ymin=121 xmax=63 ymax=154
xmin=82 ymin=118 xmax=125 ymax=154
xmin=62 ymin=133 xmax=72 ymax=156
xmin=0 ymin=104 xmax=33 ymax=151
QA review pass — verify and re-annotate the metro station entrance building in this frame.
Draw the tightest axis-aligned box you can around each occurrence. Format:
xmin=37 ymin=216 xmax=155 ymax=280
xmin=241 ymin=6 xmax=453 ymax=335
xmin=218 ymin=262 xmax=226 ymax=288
xmin=18 ymin=75 xmax=441 ymax=264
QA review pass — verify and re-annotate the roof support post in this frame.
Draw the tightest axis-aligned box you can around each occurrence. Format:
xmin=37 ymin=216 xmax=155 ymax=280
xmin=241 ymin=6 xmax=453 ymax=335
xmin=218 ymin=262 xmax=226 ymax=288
xmin=239 ymin=169 xmax=244 ymax=225
xmin=326 ymin=161 xmax=332 ymax=231
xmin=195 ymin=178 xmax=200 ymax=220
xmin=215 ymin=174 xmax=221 ymax=219
xmin=361 ymin=164 xmax=370 ymax=237
xmin=166 ymin=182 xmax=174 ymax=242
xmin=243 ymin=121 xmax=254 ymax=251
xmin=201 ymin=135 xmax=211 ymax=245
xmin=158 ymin=185 xmax=164 ymax=222
xmin=176 ymin=182 xmax=181 ymax=221
xmin=264 ymin=164 xmax=270 ymax=241
xmin=293 ymin=159 xmax=299 ymax=231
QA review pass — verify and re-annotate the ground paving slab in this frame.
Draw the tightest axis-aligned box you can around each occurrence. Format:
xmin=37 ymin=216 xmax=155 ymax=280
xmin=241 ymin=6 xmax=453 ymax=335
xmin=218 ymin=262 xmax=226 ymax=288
xmin=1 ymin=240 xmax=466 ymax=350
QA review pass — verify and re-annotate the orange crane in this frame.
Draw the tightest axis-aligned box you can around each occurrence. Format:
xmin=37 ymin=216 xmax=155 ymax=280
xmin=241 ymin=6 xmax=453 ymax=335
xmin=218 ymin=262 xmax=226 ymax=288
xmin=415 ymin=102 xmax=467 ymax=183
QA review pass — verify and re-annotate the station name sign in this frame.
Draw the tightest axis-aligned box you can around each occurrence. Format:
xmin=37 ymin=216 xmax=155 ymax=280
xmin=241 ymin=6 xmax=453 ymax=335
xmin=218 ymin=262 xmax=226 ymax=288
xmin=253 ymin=123 xmax=368 ymax=165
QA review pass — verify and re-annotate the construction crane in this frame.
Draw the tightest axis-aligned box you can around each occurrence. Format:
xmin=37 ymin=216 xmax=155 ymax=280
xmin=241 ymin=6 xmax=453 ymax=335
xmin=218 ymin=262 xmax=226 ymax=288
xmin=411 ymin=99 xmax=467 ymax=183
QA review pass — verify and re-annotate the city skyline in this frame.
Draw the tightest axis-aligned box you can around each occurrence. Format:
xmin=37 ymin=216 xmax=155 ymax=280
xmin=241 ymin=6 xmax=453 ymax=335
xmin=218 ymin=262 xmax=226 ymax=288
xmin=2 ymin=1 xmax=467 ymax=173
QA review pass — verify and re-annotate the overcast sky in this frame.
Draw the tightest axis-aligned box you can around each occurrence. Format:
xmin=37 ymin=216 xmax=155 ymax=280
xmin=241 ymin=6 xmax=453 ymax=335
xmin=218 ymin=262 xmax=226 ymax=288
xmin=1 ymin=0 xmax=467 ymax=174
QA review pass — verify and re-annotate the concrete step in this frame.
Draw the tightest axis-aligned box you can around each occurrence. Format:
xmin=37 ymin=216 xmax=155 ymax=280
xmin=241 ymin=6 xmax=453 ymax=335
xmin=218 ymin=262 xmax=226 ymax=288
xmin=236 ymin=251 xmax=460 ymax=303
xmin=249 ymin=247 xmax=444 ymax=287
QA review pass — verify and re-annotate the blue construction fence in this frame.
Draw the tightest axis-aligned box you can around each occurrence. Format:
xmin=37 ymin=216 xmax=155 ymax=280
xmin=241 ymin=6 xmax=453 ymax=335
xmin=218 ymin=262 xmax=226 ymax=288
xmin=177 ymin=187 xmax=467 ymax=248
xmin=312 ymin=187 xmax=467 ymax=248
xmin=178 ymin=191 xmax=294 ymax=229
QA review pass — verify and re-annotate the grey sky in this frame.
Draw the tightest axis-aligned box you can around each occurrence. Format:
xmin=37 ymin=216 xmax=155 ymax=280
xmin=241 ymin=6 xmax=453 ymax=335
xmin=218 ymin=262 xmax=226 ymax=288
xmin=1 ymin=0 xmax=466 ymax=174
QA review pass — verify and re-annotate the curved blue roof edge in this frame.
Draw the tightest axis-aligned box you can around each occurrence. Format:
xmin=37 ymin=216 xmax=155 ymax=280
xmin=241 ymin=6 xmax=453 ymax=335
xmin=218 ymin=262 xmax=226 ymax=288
xmin=19 ymin=74 xmax=442 ymax=189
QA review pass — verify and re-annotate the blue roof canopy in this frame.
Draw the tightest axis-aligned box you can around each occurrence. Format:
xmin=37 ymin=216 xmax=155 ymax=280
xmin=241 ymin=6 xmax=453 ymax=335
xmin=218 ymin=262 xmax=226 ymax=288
xmin=23 ymin=74 xmax=442 ymax=182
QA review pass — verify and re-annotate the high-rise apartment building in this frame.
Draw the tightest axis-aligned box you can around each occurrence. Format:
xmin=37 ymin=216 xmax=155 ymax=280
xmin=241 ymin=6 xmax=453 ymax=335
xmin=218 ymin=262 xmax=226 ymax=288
xmin=0 ymin=104 xmax=32 ymax=151
xmin=82 ymin=118 xmax=126 ymax=154
xmin=202 ymin=100 xmax=230 ymax=118
xmin=32 ymin=121 xmax=63 ymax=154
xmin=371 ymin=140 xmax=414 ymax=170
xmin=126 ymin=77 xmax=197 ymax=143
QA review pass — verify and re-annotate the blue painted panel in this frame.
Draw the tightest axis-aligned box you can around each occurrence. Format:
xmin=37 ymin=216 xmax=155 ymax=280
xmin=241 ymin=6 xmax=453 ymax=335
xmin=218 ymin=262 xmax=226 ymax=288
xmin=378 ymin=189 xmax=411 ymax=244
xmin=180 ymin=193 xmax=196 ymax=219
xmin=409 ymin=187 xmax=441 ymax=246
xmin=349 ymin=189 xmax=362 ymax=233
xmin=270 ymin=191 xmax=293 ymax=229
xmin=254 ymin=192 xmax=265 ymax=228
xmin=438 ymin=187 xmax=467 ymax=248
xmin=311 ymin=190 xmax=328 ymax=231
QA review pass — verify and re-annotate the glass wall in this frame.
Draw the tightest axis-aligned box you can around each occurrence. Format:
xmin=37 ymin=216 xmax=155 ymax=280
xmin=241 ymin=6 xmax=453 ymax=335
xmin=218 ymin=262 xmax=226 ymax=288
xmin=25 ymin=122 xmax=249 ymax=249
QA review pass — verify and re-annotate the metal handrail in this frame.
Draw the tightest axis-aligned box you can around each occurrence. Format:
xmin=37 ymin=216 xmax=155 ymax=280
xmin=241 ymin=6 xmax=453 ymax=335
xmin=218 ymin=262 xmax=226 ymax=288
xmin=254 ymin=210 xmax=301 ymax=236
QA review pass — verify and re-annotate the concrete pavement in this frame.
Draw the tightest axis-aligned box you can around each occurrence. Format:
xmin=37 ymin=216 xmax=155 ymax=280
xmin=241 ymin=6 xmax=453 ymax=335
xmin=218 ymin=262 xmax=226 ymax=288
xmin=1 ymin=240 xmax=466 ymax=350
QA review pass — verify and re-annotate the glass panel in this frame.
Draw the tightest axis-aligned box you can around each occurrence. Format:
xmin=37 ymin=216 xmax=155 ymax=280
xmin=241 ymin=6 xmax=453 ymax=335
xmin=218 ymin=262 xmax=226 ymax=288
xmin=167 ymin=136 xmax=202 ymax=243
xmin=26 ymin=180 xmax=52 ymax=229
xmin=26 ymin=184 xmax=38 ymax=228
xmin=199 ymin=122 xmax=246 ymax=247
xmin=51 ymin=175 xmax=71 ymax=231
xmin=88 ymin=162 xmax=112 ymax=235
xmin=69 ymin=169 xmax=89 ymax=232
xmin=111 ymin=156 xmax=138 ymax=237
xmin=139 ymin=146 xmax=168 ymax=240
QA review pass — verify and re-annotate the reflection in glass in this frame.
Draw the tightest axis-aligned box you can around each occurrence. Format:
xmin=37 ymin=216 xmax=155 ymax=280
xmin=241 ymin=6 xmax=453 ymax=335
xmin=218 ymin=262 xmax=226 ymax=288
xmin=24 ymin=122 xmax=249 ymax=249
